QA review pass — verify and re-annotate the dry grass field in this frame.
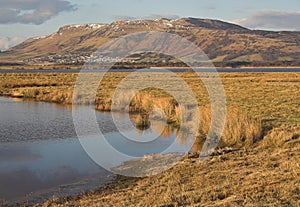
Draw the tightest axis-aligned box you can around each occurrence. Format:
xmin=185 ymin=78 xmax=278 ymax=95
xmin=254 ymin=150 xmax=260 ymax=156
xmin=0 ymin=71 xmax=299 ymax=206
xmin=38 ymin=146 xmax=299 ymax=207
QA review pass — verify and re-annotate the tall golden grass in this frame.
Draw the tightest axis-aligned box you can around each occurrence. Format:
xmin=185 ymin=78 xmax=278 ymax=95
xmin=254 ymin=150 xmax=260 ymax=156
xmin=192 ymin=106 xmax=263 ymax=152
xmin=97 ymin=91 xmax=264 ymax=149
xmin=4 ymin=72 xmax=296 ymax=207
xmin=2 ymin=72 xmax=296 ymax=150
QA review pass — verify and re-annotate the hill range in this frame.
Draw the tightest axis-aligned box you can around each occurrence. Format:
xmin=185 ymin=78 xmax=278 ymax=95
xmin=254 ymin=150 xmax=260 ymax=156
xmin=1 ymin=18 xmax=300 ymax=68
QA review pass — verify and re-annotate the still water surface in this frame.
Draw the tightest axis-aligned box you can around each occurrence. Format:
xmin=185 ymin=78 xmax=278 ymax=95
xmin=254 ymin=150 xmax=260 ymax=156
xmin=1 ymin=68 xmax=300 ymax=73
xmin=0 ymin=97 xmax=178 ymax=204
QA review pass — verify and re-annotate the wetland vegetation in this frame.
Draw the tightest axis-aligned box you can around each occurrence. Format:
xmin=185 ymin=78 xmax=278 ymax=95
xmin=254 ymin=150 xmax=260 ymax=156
xmin=0 ymin=71 xmax=299 ymax=206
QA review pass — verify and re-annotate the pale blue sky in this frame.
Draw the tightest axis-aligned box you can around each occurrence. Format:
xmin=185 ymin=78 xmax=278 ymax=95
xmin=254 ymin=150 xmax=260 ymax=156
xmin=0 ymin=0 xmax=299 ymax=50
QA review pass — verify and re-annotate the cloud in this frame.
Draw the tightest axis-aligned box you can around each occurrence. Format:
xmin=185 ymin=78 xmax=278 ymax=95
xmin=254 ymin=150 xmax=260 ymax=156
xmin=206 ymin=5 xmax=216 ymax=10
xmin=233 ymin=10 xmax=300 ymax=31
xmin=0 ymin=36 xmax=25 ymax=51
xmin=0 ymin=0 xmax=76 ymax=25
xmin=144 ymin=14 xmax=180 ymax=20
xmin=112 ymin=14 xmax=180 ymax=21
xmin=113 ymin=15 xmax=137 ymax=21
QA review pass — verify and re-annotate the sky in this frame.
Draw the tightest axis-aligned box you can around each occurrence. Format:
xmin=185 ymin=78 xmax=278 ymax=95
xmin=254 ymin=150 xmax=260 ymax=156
xmin=0 ymin=0 xmax=299 ymax=50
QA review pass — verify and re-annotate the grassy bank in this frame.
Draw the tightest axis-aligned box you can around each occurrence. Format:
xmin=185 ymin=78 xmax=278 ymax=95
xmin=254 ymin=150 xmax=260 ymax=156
xmin=1 ymin=72 xmax=299 ymax=124
xmin=0 ymin=71 xmax=299 ymax=149
xmin=0 ymin=65 xmax=82 ymax=70
xmin=0 ymin=72 xmax=299 ymax=148
xmin=0 ymin=72 xmax=299 ymax=206
xmin=36 ymin=146 xmax=300 ymax=207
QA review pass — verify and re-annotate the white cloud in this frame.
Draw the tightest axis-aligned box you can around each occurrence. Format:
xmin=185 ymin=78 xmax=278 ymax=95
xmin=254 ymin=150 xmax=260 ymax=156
xmin=112 ymin=14 xmax=180 ymax=21
xmin=0 ymin=36 xmax=25 ymax=51
xmin=233 ymin=10 xmax=300 ymax=31
xmin=144 ymin=14 xmax=180 ymax=20
xmin=0 ymin=0 xmax=76 ymax=25
xmin=206 ymin=5 xmax=216 ymax=10
xmin=113 ymin=15 xmax=137 ymax=21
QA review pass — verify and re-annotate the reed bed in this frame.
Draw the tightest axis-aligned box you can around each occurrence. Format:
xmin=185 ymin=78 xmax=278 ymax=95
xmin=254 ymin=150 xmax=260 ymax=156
xmin=0 ymin=72 xmax=299 ymax=207
xmin=0 ymin=72 xmax=298 ymax=150
xmin=94 ymin=90 xmax=264 ymax=149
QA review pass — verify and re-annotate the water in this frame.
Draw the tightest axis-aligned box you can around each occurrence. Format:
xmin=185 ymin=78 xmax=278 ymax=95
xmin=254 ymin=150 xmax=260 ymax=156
xmin=0 ymin=138 xmax=111 ymax=204
xmin=0 ymin=68 xmax=300 ymax=74
xmin=0 ymin=97 xmax=180 ymax=204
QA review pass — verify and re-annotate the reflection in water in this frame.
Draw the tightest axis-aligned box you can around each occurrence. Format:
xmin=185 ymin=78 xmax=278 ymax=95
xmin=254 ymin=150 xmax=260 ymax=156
xmin=0 ymin=167 xmax=81 ymax=200
xmin=176 ymin=129 xmax=190 ymax=145
xmin=150 ymin=120 xmax=174 ymax=137
xmin=0 ymin=139 xmax=111 ymax=204
xmin=0 ymin=146 xmax=41 ymax=162
xmin=0 ymin=97 xmax=183 ymax=204
xmin=0 ymin=97 xmax=77 ymax=142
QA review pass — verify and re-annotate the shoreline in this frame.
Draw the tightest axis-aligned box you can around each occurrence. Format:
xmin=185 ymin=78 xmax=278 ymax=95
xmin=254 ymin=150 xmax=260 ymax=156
xmin=0 ymin=67 xmax=300 ymax=74
xmin=6 ymin=174 xmax=116 ymax=206
xmin=150 ymin=66 xmax=300 ymax=69
xmin=0 ymin=72 xmax=299 ymax=206
xmin=31 ymin=145 xmax=300 ymax=207
xmin=0 ymin=65 xmax=300 ymax=70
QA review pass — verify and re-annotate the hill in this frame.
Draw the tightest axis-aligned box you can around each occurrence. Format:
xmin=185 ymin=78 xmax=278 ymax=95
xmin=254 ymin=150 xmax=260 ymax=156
xmin=1 ymin=18 xmax=300 ymax=67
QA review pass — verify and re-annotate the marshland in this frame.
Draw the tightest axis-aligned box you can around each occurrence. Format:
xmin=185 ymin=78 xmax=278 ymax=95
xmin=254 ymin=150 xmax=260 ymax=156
xmin=0 ymin=71 xmax=299 ymax=206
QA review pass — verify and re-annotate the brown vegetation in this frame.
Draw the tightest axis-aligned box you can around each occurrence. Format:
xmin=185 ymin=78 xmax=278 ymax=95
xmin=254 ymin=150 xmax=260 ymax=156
xmin=1 ymin=18 xmax=299 ymax=66
xmin=35 ymin=146 xmax=300 ymax=207
xmin=0 ymin=71 xmax=299 ymax=206
xmin=0 ymin=72 xmax=298 ymax=147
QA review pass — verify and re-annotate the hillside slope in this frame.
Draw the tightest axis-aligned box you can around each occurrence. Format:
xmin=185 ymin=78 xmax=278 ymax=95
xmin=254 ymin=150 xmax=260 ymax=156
xmin=1 ymin=18 xmax=300 ymax=66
